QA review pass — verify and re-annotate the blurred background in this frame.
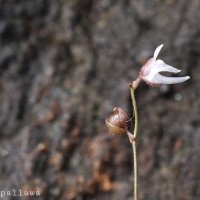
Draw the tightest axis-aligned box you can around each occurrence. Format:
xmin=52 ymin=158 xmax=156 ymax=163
xmin=0 ymin=0 xmax=199 ymax=199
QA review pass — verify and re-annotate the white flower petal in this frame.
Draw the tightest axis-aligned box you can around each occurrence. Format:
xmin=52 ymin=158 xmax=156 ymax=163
xmin=141 ymin=58 xmax=181 ymax=82
xmin=150 ymin=73 xmax=190 ymax=84
xmin=154 ymin=59 xmax=181 ymax=74
xmin=139 ymin=44 xmax=190 ymax=86
xmin=153 ymin=44 xmax=163 ymax=60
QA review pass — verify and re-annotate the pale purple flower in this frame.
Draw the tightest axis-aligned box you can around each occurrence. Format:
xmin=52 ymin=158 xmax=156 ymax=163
xmin=139 ymin=44 xmax=190 ymax=86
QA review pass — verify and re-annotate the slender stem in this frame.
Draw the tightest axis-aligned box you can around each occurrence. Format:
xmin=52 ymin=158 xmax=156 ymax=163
xmin=132 ymin=141 xmax=138 ymax=200
xmin=130 ymin=87 xmax=138 ymax=139
xmin=130 ymin=87 xmax=139 ymax=200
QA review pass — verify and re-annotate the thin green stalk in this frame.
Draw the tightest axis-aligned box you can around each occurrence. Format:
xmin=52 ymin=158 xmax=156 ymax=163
xmin=130 ymin=88 xmax=138 ymax=139
xmin=132 ymin=141 xmax=138 ymax=200
xmin=130 ymin=87 xmax=139 ymax=200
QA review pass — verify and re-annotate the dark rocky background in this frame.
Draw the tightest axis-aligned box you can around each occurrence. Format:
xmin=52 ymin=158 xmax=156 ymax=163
xmin=0 ymin=0 xmax=199 ymax=199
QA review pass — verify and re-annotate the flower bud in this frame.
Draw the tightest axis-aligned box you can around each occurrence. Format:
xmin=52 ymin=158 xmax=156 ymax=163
xmin=105 ymin=107 xmax=131 ymax=136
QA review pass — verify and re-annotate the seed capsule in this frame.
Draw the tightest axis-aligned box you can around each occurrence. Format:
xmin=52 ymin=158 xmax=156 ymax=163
xmin=105 ymin=107 xmax=131 ymax=135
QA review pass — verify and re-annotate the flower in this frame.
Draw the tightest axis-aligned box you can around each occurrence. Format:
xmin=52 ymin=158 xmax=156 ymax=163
xmin=138 ymin=44 xmax=190 ymax=87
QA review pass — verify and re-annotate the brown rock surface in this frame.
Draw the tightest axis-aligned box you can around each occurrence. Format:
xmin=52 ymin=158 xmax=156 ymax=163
xmin=0 ymin=0 xmax=199 ymax=199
